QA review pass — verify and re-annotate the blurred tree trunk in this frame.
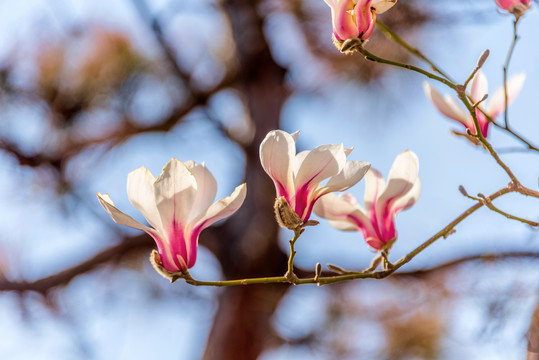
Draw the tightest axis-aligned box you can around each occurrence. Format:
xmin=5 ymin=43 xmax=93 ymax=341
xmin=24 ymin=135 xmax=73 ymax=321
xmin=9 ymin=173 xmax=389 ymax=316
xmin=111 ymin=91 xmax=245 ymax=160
xmin=528 ymin=301 xmax=539 ymax=360
xmin=202 ymin=1 xmax=291 ymax=359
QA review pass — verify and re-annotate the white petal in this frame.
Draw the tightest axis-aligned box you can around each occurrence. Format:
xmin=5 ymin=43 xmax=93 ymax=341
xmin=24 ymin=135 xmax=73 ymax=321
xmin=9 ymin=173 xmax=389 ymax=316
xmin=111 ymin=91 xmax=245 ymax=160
xmin=294 ymin=143 xmax=346 ymax=190
xmin=363 ymin=168 xmax=385 ymax=216
xmin=316 ymin=160 xmax=370 ymax=197
xmin=344 ymin=147 xmax=354 ymax=156
xmin=153 ymin=158 xmax=197 ymax=227
xmin=259 ymin=130 xmax=295 ymax=197
xmin=391 ymin=178 xmax=421 ymax=214
xmin=328 ymin=220 xmax=359 ymax=232
xmin=294 ymin=150 xmax=310 ymax=176
xmin=376 ymin=151 xmax=419 ymax=216
xmin=470 ymin=70 xmax=488 ymax=103
xmin=371 ymin=0 xmax=397 ymax=13
xmin=291 ymin=130 xmax=300 ymax=142
xmin=487 ymin=73 xmax=525 ymax=118
xmin=313 ymin=192 xmax=358 ymax=220
xmin=127 ymin=167 xmax=162 ymax=231
xmin=443 ymin=95 xmax=472 ymax=127
xmin=423 ymin=82 xmax=469 ymax=124
xmin=184 ymin=161 xmax=217 ymax=221
xmin=194 ymin=183 xmax=247 ymax=230
xmin=97 ymin=193 xmax=157 ymax=235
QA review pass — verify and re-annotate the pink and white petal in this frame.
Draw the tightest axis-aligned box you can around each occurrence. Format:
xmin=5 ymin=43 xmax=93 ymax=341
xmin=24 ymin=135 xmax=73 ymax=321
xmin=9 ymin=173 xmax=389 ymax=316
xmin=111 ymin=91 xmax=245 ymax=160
xmin=184 ymin=161 xmax=218 ymax=221
xmin=328 ymin=219 xmax=359 ymax=232
xmin=443 ymin=95 xmax=473 ymax=128
xmin=97 ymin=193 xmax=157 ymax=235
xmin=193 ymin=183 xmax=247 ymax=230
xmin=390 ymin=177 xmax=421 ymax=215
xmin=259 ymin=130 xmax=296 ymax=198
xmin=327 ymin=0 xmax=359 ymax=41
xmin=424 ymin=83 xmax=468 ymax=124
xmin=363 ymin=168 xmax=385 ymax=216
xmin=366 ymin=237 xmax=386 ymax=251
xmin=371 ymin=0 xmax=398 ymax=13
xmin=344 ymin=147 xmax=354 ymax=156
xmin=294 ymin=143 xmax=346 ymax=190
xmin=377 ymin=151 xmax=419 ymax=207
xmin=346 ymin=210 xmax=379 ymax=240
xmin=127 ymin=166 xmax=162 ymax=230
xmin=315 ymin=160 xmax=370 ymax=197
xmin=487 ymin=73 xmax=525 ymax=118
xmin=355 ymin=0 xmax=376 ymax=40
xmin=470 ymin=70 xmax=488 ymax=104
xmin=313 ymin=193 xmax=358 ymax=221
xmin=153 ymin=158 xmax=197 ymax=227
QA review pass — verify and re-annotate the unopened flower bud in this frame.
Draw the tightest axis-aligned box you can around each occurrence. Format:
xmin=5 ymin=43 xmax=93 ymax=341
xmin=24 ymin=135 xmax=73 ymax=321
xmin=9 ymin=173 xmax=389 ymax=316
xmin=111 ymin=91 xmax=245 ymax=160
xmin=476 ymin=49 xmax=490 ymax=69
xmin=149 ymin=250 xmax=183 ymax=283
xmin=274 ymin=196 xmax=303 ymax=230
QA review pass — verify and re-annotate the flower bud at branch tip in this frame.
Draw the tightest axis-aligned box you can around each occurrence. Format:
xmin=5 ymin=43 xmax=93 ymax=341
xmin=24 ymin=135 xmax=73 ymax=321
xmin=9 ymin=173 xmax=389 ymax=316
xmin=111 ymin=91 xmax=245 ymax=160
xmin=477 ymin=49 xmax=490 ymax=69
xmin=314 ymin=263 xmax=322 ymax=282
xmin=458 ymin=185 xmax=469 ymax=197
xmin=149 ymin=250 xmax=183 ymax=283
xmin=274 ymin=196 xmax=303 ymax=230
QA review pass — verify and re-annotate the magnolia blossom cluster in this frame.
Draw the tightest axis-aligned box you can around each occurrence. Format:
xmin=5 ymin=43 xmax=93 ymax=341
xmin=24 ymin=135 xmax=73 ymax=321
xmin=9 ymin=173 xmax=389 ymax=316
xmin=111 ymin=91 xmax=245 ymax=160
xmin=424 ymin=71 xmax=525 ymax=139
xmin=98 ymin=130 xmax=421 ymax=278
xmin=323 ymin=0 xmax=397 ymax=45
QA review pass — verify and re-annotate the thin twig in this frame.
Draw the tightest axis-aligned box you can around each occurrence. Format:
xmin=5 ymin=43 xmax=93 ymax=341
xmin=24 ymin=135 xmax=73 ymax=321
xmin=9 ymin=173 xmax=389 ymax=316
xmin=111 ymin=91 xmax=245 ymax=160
xmin=503 ymin=18 xmax=520 ymax=128
xmin=477 ymin=194 xmax=539 ymax=227
xmin=375 ymin=20 xmax=454 ymax=82
xmin=353 ymin=45 xmax=455 ymax=89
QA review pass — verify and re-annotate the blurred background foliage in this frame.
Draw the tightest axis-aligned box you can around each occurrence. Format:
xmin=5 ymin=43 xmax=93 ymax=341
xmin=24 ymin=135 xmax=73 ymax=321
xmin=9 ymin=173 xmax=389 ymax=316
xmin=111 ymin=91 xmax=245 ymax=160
xmin=0 ymin=0 xmax=538 ymax=359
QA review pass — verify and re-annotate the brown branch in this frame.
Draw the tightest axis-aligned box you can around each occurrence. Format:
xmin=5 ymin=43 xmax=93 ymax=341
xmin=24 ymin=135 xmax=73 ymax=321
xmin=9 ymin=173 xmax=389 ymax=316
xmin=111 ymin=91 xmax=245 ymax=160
xmin=0 ymin=235 xmax=153 ymax=295
xmin=294 ymin=251 xmax=539 ymax=279
xmin=394 ymin=251 xmax=539 ymax=278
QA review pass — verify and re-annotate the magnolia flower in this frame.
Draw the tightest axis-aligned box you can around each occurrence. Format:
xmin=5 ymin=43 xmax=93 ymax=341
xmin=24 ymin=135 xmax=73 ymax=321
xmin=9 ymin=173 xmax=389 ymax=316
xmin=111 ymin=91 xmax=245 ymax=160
xmin=314 ymin=151 xmax=420 ymax=251
xmin=260 ymin=130 xmax=370 ymax=226
xmin=97 ymin=158 xmax=246 ymax=274
xmin=424 ymin=70 xmax=525 ymax=138
xmin=495 ymin=0 xmax=531 ymax=15
xmin=323 ymin=0 xmax=398 ymax=42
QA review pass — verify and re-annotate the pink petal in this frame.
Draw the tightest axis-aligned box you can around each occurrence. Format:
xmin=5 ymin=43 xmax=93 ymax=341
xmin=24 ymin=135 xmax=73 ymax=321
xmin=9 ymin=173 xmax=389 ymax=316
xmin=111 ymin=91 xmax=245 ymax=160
xmin=355 ymin=0 xmax=376 ymax=40
xmin=324 ymin=0 xmax=360 ymax=41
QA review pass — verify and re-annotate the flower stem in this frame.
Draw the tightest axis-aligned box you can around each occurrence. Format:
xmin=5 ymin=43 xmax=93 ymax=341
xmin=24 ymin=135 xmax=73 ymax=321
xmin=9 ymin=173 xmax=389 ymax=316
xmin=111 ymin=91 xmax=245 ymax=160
xmin=354 ymin=45 xmax=455 ymax=89
xmin=285 ymin=228 xmax=302 ymax=282
xmin=503 ymin=18 xmax=520 ymax=128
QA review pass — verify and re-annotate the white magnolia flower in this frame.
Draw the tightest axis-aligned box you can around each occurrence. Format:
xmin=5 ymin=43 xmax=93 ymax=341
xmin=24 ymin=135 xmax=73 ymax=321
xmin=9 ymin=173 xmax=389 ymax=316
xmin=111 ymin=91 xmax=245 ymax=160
xmin=97 ymin=158 xmax=246 ymax=272
xmin=260 ymin=129 xmax=370 ymax=224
